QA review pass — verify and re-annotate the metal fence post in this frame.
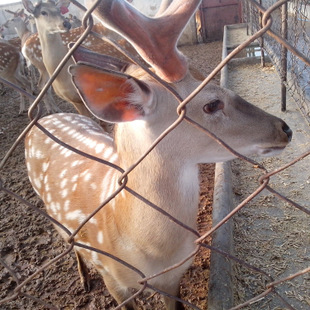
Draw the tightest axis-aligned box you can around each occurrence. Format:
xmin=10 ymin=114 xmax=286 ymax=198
xmin=259 ymin=0 xmax=266 ymax=67
xmin=281 ymin=0 xmax=288 ymax=111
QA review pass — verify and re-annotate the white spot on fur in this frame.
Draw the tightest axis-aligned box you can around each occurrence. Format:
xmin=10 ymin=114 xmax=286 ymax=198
xmin=89 ymin=217 xmax=97 ymax=225
xmin=81 ymin=169 xmax=89 ymax=177
xmin=91 ymin=251 xmax=101 ymax=265
xmin=57 ymin=213 xmax=62 ymax=222
xmin=99 ymin=170 xmax=117 ymax=203
xmin=97 ymin=231 xmax=104 ymax=244
xmin=46 ymin=193 xmax=52 ymax=203
xmin=42 ymin=162 xmax=49 ymax=172
xmin=90 ymin=183 xmax=97 ymax=190
xmin=35 ymin=149 xmax=44 ymax=159
xmin=33 ymin=177 xmax=42 ymax=189
xmin=84 ymin=172 xmax=92 ymax=181
xmin=60 ymin=178 xmax=68 ymax=188
xmin=84 ymin=138 xmax=96 ymax=148
xmin=64 ymin=200 xmax=71 ymax=211
xmin=60 ymin=148 xmax=71 ymax=157
xmin=66 ymin=210 xmax=84 ymax=221
xmin=95 ymin=144 xmax=105 ymax=154
xmin=110 ymin=154 xmax=118 ymax=163
xmin=61 ymin=189 xmax=68 ymax=198
xmin=43 ymin=174 xmax=48 ymax=184
xmin=48 ymin=201 xmax=58 ymax=215
xmin=59 ymin=169 xmax=67 ymax=178
xmin=68 ymin=129 xmax=76 ymax=136
xmin=71 ymin=174 xmax=78 ymax=182
xmin=71 ymin=160 xmax=80 ymax=168
xmin=104 ymin=147 xmax=113 ymax=158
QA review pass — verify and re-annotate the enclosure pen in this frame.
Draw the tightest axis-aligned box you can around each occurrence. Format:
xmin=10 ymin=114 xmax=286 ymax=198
xmin=0 ymin=0 xmax=309 ymax=309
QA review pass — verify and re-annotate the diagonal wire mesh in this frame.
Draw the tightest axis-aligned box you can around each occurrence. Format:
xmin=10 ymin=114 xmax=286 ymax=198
xmin=243 ymin=0 xmax=310 ymax=123
xmin=0 ymin=0 xmax=309 ymax=309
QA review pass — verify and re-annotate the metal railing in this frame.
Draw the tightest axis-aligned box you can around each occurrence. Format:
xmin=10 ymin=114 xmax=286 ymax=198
xmin=243 ymin=0 xmax=310 ymax=123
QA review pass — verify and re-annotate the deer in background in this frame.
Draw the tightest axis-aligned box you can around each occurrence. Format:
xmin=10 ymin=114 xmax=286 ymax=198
xmin=66 ymin=13 xmax=82 ymax=28
xmin=22 ymin=0 xmax=142 ymax=118
xmin=25 ymin=0 xmax=292 ymax=309
xmin=3 ymin=14 xmax=61 ymax=114
xmin=0 ymin=40 xmax=33 ymax=114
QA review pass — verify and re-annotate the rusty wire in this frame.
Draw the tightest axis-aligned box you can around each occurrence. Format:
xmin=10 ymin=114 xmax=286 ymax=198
xmin=244 ymin=0 xmax=310 ymax=124
xmin=0 ymin=0 xmax=309 ymax=309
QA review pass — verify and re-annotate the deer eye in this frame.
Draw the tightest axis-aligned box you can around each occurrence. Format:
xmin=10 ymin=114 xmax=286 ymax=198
xmin=41 ymin=11 xmax=48 ymax=16
xmin=203 ymin=100 xmax=224 ymax=114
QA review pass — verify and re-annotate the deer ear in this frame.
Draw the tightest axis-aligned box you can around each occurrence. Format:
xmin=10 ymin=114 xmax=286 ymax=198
xmin=69 ymin=63 xmax=152 ymax=123
xmin=69 ymin=44 xmax=129 ymax=72
xmin=55 ymin=0 xmax=70 ymax=13
xmin=22 ymin=0 xmax=35 ymax=14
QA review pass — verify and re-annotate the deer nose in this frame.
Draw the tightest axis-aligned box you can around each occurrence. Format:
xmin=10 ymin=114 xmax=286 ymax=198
xmin=63 ymin=20 xmax=71 ymax=30
xmin=282 ymin=122 xmax=292 ymax=142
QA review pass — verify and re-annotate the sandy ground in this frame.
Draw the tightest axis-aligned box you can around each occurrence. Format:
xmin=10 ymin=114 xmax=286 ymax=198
xmin=228 ymin=60 xmax=310 ymax=309
xmin=0 ymin=42 xmax=222 ymax=309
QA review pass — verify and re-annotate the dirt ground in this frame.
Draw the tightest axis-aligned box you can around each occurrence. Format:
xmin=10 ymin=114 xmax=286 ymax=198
xmin=0 ymin=42 xmax=222 ymax=309
xmin=228 ymin=60 xmax=310 ymax=309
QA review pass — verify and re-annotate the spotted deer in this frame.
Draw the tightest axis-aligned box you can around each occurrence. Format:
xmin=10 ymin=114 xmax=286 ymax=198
xmin=0 ymin=40 xmax=33 ymax=114
xmin=3 ymin=15 xmax=61 ymax=113
xmin=25 ymin=0 xmax=292 ymax=309
xmin=22 ymin=0 xmax=142 ymax=117
xmin=66 ymin=13 xmax=82 ymax=28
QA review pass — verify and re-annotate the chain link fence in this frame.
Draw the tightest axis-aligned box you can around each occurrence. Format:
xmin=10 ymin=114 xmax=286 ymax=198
xmin=0 ymin=0 xmax=309 ymax=309
xmin=243 ymin=0 xmax=310 ymax=124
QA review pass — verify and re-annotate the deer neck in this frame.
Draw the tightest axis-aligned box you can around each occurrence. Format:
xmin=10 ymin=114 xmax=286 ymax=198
xmin=36 ymin=27 xmax=72 ymax=80
xmin=36 ymin=26 xmax=78 ymax=103
xmin=114 ymin=118 xmax=200 ymax=229
xmin=14 ymin=21 xmax=31 ymax=46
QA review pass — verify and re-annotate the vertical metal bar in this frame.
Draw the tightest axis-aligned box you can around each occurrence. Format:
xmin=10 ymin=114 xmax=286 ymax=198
xmin=195 ymin=6 xmax=204 ymax=43
xmin=281 ymin=1 xmax=288 ymax=111
xmin=259 ymin=0 xmax=265 ymax=67
xmin=245 ymin=0 xmax=250 ymax=36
